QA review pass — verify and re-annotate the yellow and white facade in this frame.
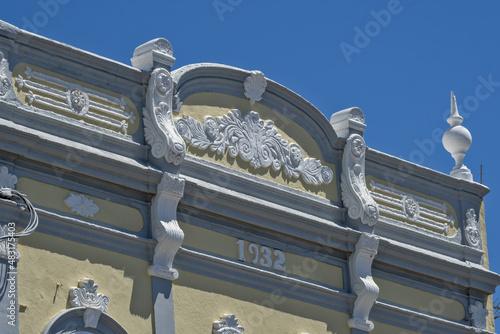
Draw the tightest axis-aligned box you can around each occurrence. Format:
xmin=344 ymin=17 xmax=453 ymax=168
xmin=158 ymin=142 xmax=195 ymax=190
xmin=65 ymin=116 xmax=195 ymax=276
xmin=0 ymin=20 xmax=498 ymax=334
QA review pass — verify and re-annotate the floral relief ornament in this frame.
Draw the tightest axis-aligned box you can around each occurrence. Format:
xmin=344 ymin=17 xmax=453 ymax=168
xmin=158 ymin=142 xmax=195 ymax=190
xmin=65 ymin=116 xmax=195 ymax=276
xmin=64 ymin=193 xmax=99 ymax=218
xmin=244 ymin=70 xmax=267 ymax=105
xmin=213 ymin=314 xmax=244 ymax=334
xmin=70 ymin=278 xmax=109 ymax=312
xmin=176 ymin=109 xmax=334 ymax=185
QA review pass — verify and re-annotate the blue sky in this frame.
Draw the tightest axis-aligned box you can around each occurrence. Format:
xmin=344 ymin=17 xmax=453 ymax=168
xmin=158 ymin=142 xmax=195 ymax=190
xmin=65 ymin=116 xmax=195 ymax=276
xmin=3 ymin=0 xmax=500 ymax=328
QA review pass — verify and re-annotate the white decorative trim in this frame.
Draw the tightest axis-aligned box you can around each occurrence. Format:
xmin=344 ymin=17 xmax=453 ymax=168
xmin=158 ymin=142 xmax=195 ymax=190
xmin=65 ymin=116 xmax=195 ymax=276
xmin=131 ymin=38 xmax=176 ymax=71
xmin=16 ymin=66 xmax=134 ymax=134
xmin=369 ymin=179 xmax=454 ymax=234
xmin=244 ymin=70 xmax=266 ymax=105
xmin=0 ymin=224 xmax=20 ymax=261
xmin=348 ymin=233 xmax=380 ymax=332
xmin=341 ymin=134 xmax=379 ymax=226
xmin=330 ymin=107 xmax=367 ymax=139
xmin=213 ymin=314 xmax=245 ymax=334
xmin=147 ymin=173 xmax=185 ymax=280
xmin=70 ymin=278 xmax=109 ymax=329
xmin=176 ymin=109 xmax=333 ymax=185
xmin=144 ymin=68 xmax=186 ymax=165
xmin=465 ymin=209 xmax=481 ymax=248
xmin=442 ymin=91 xmax=473 ymax=181
xmin=64 ymin=193 xmax=99 ymax=218
xmin=0 ymin=165 xmax=17 ymax=189
xmin=469 ymin=301 xmax=488 ymax=329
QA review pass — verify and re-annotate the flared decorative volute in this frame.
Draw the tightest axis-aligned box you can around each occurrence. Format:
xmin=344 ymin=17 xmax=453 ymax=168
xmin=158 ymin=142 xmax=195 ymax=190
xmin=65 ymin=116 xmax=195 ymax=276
xmin=442 ymin=91 xmax=473 ymax=181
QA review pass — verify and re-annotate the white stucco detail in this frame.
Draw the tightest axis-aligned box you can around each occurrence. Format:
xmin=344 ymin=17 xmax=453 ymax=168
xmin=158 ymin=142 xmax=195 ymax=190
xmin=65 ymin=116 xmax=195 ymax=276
xmin=348 ymin=233 xmax=380 ymax=332
xmin=148 ymin=172 xmax=185 ymax=280
xmin=243 ymin=70 xmax=266 ymax=105
xmin=64 ymin=193 xmax=99 ymax=218
xmin=465 ymin=208 xmax=481 ymax=248
xmin=469 ymin=301 xmax=488 ymax=329
xmin=341 ymin=134 xmax=379 ymax=226
xmin=0 ymin=51 xmax=13 ymax=101
xmin=442 ymin=91 xmax=472 ymax=181
xmin=144 ymin=68 xmax=186 ymax=165
xmin=176 ymin=109 xmax=333 ymax=185
xmin=0 ymin=165 xmax=17 ymax=189
xmin=213 ymin=314 xmax=244 ymax=334
xmin=70 ymin=278 xmax=109 ymax=329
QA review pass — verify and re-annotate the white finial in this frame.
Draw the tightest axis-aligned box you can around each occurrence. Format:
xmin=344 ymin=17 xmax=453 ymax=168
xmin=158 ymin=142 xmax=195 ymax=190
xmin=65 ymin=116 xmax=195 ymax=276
xmin=442 ymin=91 xmax=472 ymax=181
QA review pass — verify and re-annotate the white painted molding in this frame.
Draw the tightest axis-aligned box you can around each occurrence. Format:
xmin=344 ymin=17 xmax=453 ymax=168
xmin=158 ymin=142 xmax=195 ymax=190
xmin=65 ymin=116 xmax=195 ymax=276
xmin=0 ymin=165 xmax=17 ymax=189
xmin=465 ymin=208 xmax=481 ymax=248
xmin=144 ymin=67 xmax=186 ymax=165
xmin=213 ymin=314 xmax=245 ymax=334
xmin=148 ymin=172 xmax=185 ymax=280
xmin=341 ymin=134 xmax=379 ymax=226
xmin=131 ymin=38 xmax=176 ymax=71
xmin=16 ymin=66 xmax=134 ymax=134
xmin=442 ymin=91 xmax=472 ymax=181
xmin=243 ymin=70 xmax=266 ymax=105
xmin=469 ymin=301 xmax=488 ymax=329
xmin=348 ymin=233 xmax=380 ymax=332
xmin=330 ymin=107 xmax=366 ymax=139
xmin=64 ymin=193 xmax=99 ymax=218
xmin=70 ymin=278 xmax=109 ymax=329
xmin=176 ymin=109 xmax=334 ymax=185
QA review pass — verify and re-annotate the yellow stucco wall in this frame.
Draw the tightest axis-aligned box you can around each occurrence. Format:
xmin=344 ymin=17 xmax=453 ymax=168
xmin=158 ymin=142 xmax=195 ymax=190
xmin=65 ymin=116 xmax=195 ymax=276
xmin=174 ymin=269 xmax=349 ymax=334
xmin=479 ymin=202 xmax=495 ymax=333
xmin=17 ymin=177 xmax=144 ymax=233
xmin=375 ymin=276 xmax=465 ymax=322
xmin=177 ymin=92 xmax=338 ymax=202
xmin=17 ymin=232 xmax=152 ymax=333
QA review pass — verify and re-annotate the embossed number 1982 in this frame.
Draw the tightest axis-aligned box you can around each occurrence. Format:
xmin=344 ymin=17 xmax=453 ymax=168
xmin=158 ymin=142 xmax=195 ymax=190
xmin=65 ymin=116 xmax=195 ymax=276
xmin=236 ymin=239 xmax=286 ymax=271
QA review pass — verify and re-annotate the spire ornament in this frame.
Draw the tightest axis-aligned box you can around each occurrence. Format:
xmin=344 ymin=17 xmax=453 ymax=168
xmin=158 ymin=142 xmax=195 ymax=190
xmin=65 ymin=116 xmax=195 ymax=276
xmin=442 ymin=91 xmax=472 ymax=181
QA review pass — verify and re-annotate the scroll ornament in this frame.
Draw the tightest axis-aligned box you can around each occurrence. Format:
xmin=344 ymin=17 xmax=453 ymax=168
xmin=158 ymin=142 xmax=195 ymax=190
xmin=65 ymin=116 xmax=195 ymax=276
xmin=144 ymin=68 xmax=186 ymax=165
xmin=341 ymin=134 xmax=379 ymax=226
xmin=465 ymin=208 xmax=481 ymax=248
xmin=176 ymin=109 xmax=333 ymax=186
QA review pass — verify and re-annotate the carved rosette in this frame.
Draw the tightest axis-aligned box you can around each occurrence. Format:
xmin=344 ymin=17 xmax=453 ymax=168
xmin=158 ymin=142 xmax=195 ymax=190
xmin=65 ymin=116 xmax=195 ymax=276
xmin=213 ymin=314 xmax=245 ymax=334
xmin=469 ymin=301 xmax=488 ymax=329
xmin=341 ymin=134 xmax=379 ymax=226
xmin=464 ymin=208 xmax=481 ymax=248
xmin=148 ymin=173 xmax=185 ymax=280
xmin=144 ymin=68 xmax=186 ymax=165
xmin=176 ymin=109 xmax=333 ymax=185
xmin=348 ymin=233 xmax=380 ymax=332
xmin=70 ymin=278 xmax=109 ymax=329
xmin=244 ymin=71 xmax=266 ymax=105
xmin=64 ymin=193 xmax=99 ymax=218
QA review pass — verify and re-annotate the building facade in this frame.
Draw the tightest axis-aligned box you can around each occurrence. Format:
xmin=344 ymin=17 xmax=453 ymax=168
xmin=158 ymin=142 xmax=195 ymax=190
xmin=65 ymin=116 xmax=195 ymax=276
xmin=0 ymin=19 xmax=498 ymax=333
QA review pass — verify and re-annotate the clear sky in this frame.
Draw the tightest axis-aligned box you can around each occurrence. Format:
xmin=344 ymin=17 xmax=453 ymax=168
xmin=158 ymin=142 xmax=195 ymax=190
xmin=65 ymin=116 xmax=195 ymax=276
xmin=2 ymin=0 xmax=500 ymax=328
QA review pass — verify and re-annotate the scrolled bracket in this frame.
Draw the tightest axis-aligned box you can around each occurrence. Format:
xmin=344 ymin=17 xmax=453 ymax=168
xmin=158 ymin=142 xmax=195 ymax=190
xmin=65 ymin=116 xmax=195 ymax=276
xmin=341 ymin=134 xmax=379 ymax=227
xmin=144 ymin=68 xmax=186 ymax=165
xmin=348 ymin=233 xmax=380 ymax=332
xmin=147 ymin=172 xmax=185 ymax=280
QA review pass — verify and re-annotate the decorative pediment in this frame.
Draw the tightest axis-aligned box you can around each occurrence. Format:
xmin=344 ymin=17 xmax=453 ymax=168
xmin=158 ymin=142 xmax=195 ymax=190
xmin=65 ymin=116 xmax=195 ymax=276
xmin=176 ymin=109 xmax=333 ymax=186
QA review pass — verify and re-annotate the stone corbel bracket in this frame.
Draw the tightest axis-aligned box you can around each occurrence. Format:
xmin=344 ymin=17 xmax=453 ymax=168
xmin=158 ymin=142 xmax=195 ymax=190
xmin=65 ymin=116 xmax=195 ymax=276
xmin=0 ymin=51 xmax=15 ymax=102
xmin=348 ymin=233 xmax=380 ymax=332
xmin=147 ymin=172 xmax=185 ymax=280
xmin=144 ymin=67 xmax=186 ymax=166
xmin=341 ymin=134 xmax=379 ymax=227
